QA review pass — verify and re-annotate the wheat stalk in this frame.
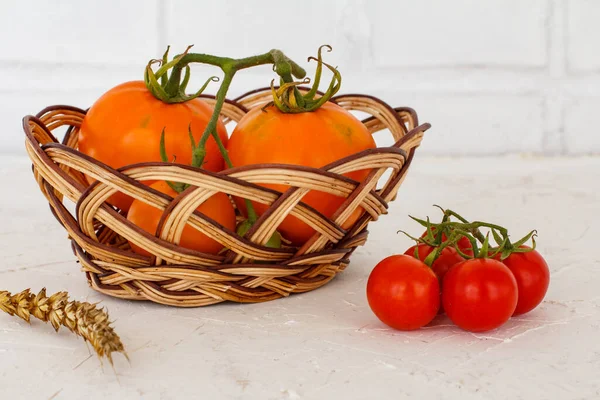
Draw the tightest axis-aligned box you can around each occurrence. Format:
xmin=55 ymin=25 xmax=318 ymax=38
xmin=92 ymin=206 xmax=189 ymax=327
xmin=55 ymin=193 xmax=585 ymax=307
xmin=0 ymin=288 xmax=127 ymax=364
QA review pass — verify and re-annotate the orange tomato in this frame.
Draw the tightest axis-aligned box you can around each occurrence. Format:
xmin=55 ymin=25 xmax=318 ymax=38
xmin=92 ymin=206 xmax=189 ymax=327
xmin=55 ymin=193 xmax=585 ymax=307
xmin=227 ymin=102 xmax=376 ymax=245
xmin=79 ymin=81 xmax=228 ymax=212
xmin=126 ymin=181 xmax=236 ymax=256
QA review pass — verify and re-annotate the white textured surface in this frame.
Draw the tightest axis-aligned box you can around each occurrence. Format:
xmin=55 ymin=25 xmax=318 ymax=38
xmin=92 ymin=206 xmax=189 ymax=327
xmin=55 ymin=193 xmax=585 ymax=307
xmin=1 ymin=155 xmax=599 ymax=400
xmin=3 ymin=0 xmax=600 ymax=155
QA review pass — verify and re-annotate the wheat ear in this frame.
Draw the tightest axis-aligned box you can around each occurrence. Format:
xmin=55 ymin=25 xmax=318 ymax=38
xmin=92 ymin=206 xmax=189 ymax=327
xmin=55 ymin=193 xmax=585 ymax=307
xmin=0 ymin=288 xmax=127 ymax=364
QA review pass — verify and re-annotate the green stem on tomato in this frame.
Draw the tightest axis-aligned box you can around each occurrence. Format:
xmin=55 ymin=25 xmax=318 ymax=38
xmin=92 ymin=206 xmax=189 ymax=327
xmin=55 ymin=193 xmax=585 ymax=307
xmin=422 ymin=237 xmax=451 ymax=267
xmin=421 ymin=228 xmax=473 ymax=267
xmin=410 ymin=207 xmax=538 ymax=261
xmin=439 ymin=208 xmax=487 ymax=243
xmin=148 ymin=46 xmax=309 ymax=237
xmin=152 ymin=49 xmax=306 ymax=105
xmin=269 ymin=45 xmax=342 ymax=114
xmin=184 ymin=68 xmax=254 ymax=225
xmin=411 ymin=215 xmax=509 ymax=244
xmin=152 ymin=50 xmax=305 ymax=170
xmin=196 ymin=72 xmax=234 ymax=167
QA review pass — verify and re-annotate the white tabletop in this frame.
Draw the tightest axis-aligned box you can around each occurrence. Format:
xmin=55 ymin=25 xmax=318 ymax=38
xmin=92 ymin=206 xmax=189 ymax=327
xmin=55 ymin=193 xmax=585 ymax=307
xmin=1 ymin=155 xmax=598 ymax=400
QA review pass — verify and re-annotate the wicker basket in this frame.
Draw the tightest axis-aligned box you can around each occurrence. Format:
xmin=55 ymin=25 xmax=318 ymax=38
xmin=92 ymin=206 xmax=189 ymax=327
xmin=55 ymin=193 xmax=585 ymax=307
xmin=22 ymin=87 xmax=430 ymax=307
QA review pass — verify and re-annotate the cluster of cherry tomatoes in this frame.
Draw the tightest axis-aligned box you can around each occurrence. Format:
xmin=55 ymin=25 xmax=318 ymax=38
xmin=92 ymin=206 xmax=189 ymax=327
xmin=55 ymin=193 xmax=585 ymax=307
xmin=366 ymin=209 xmax=550 ymax=332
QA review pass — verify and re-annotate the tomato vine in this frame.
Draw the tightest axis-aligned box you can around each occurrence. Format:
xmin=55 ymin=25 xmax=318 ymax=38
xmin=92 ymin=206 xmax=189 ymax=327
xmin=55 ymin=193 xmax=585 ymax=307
xmin=143 ymin=45 xmax=340 ymax=246
xmin=402 ymin=206 xmax=538 ymax=264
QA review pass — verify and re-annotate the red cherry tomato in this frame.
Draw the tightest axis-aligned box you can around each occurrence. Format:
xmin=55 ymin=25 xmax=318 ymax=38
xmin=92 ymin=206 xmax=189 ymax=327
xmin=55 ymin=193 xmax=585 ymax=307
xmin=499 ymin=247 xmax=550 ymax=315
xmin=227 ymin=102 xmax=376 ymax=245
xmin=126 ymin=181 xmax=236 ymax=256
xmin=443 ymin=258 xmax=518 ymax=332
xmin=367 ymin=255 xmax=440 ymax=331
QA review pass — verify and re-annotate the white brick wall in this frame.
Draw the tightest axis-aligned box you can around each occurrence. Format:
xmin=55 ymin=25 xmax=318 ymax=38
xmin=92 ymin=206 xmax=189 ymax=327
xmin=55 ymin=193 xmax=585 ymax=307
xmin=2 ymin=0 xmax=600 ymax=155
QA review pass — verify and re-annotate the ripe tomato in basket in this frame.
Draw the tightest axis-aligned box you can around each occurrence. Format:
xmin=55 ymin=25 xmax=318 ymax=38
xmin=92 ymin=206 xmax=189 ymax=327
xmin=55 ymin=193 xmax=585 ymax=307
xmin=227 ymin=102 xmax=376 ymax=245
xmin=127 ymin=181 xmax=236 ymax=256
xmin=78 ymin=81 xmax=228 ymax=212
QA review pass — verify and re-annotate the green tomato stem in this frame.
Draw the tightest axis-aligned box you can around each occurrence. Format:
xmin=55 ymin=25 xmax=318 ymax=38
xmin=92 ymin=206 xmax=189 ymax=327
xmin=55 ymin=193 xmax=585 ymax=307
xmin=147 ymin=46 xmax=310 ymax=236
xmin=270 ymin=45 xmax=342 ymax=114
xmin=410 ymin=207 xmax=538 ymax=261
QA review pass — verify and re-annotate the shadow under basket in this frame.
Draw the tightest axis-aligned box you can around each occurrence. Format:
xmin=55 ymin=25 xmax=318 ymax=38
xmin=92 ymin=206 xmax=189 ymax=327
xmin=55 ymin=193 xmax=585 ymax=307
xmin=22 ymin=88 xmax=430 ymax=307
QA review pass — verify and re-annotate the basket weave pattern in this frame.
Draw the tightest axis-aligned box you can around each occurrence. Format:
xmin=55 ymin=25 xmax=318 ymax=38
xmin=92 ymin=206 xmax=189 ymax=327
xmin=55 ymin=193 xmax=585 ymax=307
xmin=23 ymin=88 xmax=430 ymax=307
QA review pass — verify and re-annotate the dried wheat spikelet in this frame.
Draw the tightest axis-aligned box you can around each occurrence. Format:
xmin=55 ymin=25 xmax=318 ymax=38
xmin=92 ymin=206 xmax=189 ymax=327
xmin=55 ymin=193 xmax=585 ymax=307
xmin=0 ymin=288 xmax=126 ymax=363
